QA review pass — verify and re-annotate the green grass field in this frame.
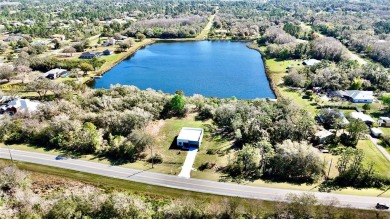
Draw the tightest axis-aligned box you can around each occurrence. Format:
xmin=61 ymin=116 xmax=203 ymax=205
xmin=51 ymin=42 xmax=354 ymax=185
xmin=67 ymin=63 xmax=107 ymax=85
xmin=380 ymin=127 xmax=390 ymax=136
xmin=357 ymin=140 xmax=390 ymax=176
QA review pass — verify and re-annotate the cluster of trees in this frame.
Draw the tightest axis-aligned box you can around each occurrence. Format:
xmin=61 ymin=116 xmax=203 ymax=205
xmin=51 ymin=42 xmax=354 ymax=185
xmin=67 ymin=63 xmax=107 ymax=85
xmin=125 ymin=15 xmax=207 ymax=39
xmin=0 ymin=86 xmax=189 ymax=163
xmin=210 ymin=99 xmax=320 ymax=182
xmin=335 ymin=148 xmax=390 ymax=188
xmin=1 ymin=165 xmax=386 ymax=218
xmin=210 ymin=13 xmax=267 ymax=40
xmin=260 ymin=27 xmax=347 ymax=62
xmin=310 ymin=2 xmax=390 ymax=67
xmin=284 ymin=61 xmax=390 ymax=92
xmin=225 ymin=140 xmax=323 ymax=183
xmin=0 ymin=51 xmax=33 ymax=83
xmin=2 ymin=0 xmax=214 ymax=40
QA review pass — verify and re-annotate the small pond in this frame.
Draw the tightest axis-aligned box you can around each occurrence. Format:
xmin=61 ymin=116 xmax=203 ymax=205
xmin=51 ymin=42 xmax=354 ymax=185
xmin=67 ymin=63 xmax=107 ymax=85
xmin=92 ymin=41 xmax=275 ymax=99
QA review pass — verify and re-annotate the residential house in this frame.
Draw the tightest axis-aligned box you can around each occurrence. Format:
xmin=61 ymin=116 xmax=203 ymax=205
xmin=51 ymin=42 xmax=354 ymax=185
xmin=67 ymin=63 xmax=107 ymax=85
xmin=79 ymin=51 xmax=102 ymax=59
xmin=51 ymin=34 xmax=66 ymax=41
xmin=102 ymin=37 xmax=116 ymax=46
xmin=177 ymin=127 xmax=204 ymax=149
xmin=330 ymin=90 xmax=374 ymax=103
xmin=31 ymin=40 xmax=48 ymax=46
xmin=314 ymin=130 xmax=333 ymax=144
xmin=45 ymin=68 xmax=68 ymax=79
xmin=351 ymin=112 xmax=375 ymax=124
xmin=4 ymin=35 xmax=24 ymax=42
xmin=103 ymin=49 xmax=111 ymax=55
xmin=0 ymin=99 xmax=41 ymax=114
xmin=370 ymin=128 xmax=383 ymax=138
xmin=318 ymin=108 xmax=349 ymax=125
xmin=378 ymin=117 xmax=390 ymax=127
xmin=302 ymin=59 xmax=321 ymax=66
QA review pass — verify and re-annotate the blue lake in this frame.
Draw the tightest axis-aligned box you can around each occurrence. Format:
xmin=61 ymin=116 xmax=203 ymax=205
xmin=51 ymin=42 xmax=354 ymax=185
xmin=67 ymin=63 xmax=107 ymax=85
xmin=92 ymin=41 xmax=275 ymax=99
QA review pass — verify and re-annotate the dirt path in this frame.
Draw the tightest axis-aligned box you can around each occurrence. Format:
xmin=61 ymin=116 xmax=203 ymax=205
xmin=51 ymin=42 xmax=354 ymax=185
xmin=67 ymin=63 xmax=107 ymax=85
xmin=145 ymin=120 xmax=165 ymax=136
xmin=196 ymin=11 xmax=218 ymax=40
xmin=348 ymin=51 xmax=367 ymax=65
xmin=302 ymin=23 xmax=367 ymax=65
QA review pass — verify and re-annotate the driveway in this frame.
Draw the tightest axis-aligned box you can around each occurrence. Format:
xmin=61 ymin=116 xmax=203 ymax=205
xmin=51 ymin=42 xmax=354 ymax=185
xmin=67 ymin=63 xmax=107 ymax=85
xmin=178 ymin=147 xmax=198 ymax=178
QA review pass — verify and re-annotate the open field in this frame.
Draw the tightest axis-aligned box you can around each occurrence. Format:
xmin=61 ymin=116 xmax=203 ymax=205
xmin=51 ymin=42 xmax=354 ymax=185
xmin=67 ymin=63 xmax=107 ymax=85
xmin=357 ymin=140 xmax=390 ymax=176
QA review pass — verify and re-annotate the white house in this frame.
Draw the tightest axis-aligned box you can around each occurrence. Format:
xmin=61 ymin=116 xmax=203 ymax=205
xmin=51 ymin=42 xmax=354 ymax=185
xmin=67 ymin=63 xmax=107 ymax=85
xmin=378 ymin=117 xmax=390 ymax=127
xmin=348 ymin=90 xmax=374 ymax=103
xmin=351 ymin=112 xmax=375 ymax=124
xmin=371 ymin=127 xmax=383 ymax=138
xmin=103 ymin=37 xmax=116 ymax=46
xmin=303 ymin=59 xmax=321 ymax=66
xmin=0 ymin=99 xmax=41 ymax=114
xmin=331 ymin=90 xmax=374 ymax=103
xmin=45 ymin=68 xmax=68 ymax=79
xmin=315 ymin=130 xmax=333 ymax=144
xmin=177 ymin=127 xmax=204 ymax=149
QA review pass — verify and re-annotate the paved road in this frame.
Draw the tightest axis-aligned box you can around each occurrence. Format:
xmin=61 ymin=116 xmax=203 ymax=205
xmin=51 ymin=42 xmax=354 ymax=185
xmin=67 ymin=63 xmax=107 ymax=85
xmin=1 ymin=148 xmax=389 ymax=210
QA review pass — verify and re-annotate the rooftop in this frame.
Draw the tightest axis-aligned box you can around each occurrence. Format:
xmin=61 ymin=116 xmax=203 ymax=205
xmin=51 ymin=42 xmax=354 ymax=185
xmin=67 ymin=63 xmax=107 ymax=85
xmin=303 ymin=59 xmax=321 ymax=66
xmin=315 ymin=130 xmax=333 ymax=138
xmin=178 ymin=127 xmax=203 ymax=142
xmin=351 ymin=112 xmax=375 ymax=123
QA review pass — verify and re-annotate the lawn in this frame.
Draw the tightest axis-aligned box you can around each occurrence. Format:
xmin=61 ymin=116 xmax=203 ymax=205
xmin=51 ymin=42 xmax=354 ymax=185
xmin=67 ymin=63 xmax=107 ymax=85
xmin=151 ymin=114 xmax=232 ymax=179
xmin=246 ymin=44 xmax=319 ymax=115
xmin=381 ymin=127 xmax=390 ymax=136
xmin=357 ymin=140 xmax=390 ymax=176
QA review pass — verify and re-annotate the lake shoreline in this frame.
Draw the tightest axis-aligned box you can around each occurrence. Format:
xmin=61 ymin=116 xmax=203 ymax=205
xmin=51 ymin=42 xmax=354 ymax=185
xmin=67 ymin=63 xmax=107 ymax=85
xmin=247 ymin=42 xmax=281 ymax=99
xmin=85 ymin=39 xmax=156 ymax=85
xmin=90 ymin=39 xmax=277 ymax=100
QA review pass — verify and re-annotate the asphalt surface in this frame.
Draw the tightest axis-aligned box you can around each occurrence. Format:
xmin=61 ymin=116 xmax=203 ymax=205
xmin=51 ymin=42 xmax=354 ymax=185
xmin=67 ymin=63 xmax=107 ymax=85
xmin=1 ymin=148 xmax=389 ymax=210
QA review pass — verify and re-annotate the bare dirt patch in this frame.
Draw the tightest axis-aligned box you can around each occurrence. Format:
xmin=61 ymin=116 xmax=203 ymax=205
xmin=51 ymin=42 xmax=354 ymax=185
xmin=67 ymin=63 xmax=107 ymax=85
xmin=145 ymin=120 xmax=165 ymax=136
xmin=30 ymin=172 xmax=88 ymax=195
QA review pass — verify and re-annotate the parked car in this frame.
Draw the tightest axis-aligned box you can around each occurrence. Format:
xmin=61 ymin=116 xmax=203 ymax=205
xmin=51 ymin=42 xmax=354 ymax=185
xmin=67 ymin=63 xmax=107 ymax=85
xmin=376 ymin=203 xmax=389 ymax=210
xmin=46 ymin=73 xmax=57 ymax=80
xmin=55 ymin=155 xmax=69 ymax=160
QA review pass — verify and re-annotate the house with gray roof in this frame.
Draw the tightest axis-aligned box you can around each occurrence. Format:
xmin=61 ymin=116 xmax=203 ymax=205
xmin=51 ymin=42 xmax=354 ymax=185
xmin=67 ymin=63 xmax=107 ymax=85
xmin=330 ymin=90 xmax=374 ymax=103
xmin=80 ymin=51 xmax=102 ymax=59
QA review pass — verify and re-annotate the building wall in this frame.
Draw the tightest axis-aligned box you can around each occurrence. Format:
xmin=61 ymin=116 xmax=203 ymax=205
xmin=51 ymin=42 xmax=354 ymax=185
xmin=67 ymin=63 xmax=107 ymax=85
xmin=352 ymin=99 xmax=373 ymax=103
xmin=177 ymin=139 xmax=200 ymax=148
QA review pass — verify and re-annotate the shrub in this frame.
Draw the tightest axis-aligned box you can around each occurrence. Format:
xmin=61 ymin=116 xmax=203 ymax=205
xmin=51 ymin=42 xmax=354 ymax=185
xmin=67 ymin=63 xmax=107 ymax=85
xmin=148 ymin=154 xmax=163 ymax=164
xmin=198 ymin=162 xmax=216 ymax=171
xmin=206 ymin=148 xmax=218 ymax=155
xmin=382 ymin=135 xmax=390 ymax=147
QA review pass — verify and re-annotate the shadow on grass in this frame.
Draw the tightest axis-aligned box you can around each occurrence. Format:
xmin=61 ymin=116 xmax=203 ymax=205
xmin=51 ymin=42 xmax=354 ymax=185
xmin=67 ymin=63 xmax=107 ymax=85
xmin=168 ymin=136 xmax=182 ymax=151
xmin=317 ymin=180 xmax=343 ymax=193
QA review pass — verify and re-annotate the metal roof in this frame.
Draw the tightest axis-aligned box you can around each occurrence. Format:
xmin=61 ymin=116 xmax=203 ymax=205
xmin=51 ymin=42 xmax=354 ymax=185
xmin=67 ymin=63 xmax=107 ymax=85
xmin=177 ymin=127 xmax=203 ymax=142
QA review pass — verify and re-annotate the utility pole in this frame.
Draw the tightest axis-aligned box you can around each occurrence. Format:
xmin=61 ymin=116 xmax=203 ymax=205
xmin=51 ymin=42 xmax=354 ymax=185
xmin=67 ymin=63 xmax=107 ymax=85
xmin=8 ymin=147 xmax=14 ymax=163
xmin=327 ymin=158 xmax=333 ymax=179
xmin=150 ymin=144 xmax=154 ymax=169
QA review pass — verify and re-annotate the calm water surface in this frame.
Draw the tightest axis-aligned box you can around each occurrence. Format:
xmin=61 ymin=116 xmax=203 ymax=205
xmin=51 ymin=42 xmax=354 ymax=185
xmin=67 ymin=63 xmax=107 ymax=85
xmin=93 ymin=41 xmax=275 ymax=99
